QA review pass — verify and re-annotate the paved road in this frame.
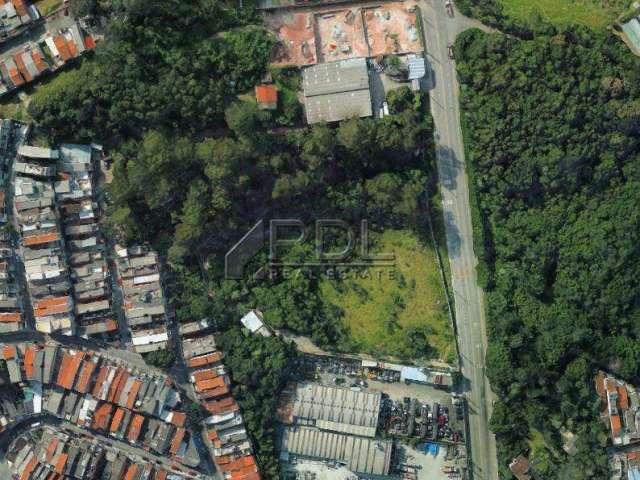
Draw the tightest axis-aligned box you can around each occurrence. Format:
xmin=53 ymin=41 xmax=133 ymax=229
xmin=417 ymin=1 xmax=499 ymax=479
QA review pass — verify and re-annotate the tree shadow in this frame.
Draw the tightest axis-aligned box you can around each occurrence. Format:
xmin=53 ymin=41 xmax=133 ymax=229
xmin=443 ymin=210 xmax=462 ymax=259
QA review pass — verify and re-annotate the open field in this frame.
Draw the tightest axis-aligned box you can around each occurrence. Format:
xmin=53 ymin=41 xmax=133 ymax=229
xmin=34 ymin=0 xmax=63 ymax=16
xmin=320 ymin=229 xmax=455 ymax=362
xmin=498 ymin=0 xmax=628 ymax=28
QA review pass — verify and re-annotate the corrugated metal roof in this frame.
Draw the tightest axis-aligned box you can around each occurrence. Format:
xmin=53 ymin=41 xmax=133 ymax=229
xmin=281 ymin=426 xmax=392 ymax=475
xmin=291 ymin=383 xmax=381 ymax=437
xmin=407 ymin=55 xmax=426 ymax=80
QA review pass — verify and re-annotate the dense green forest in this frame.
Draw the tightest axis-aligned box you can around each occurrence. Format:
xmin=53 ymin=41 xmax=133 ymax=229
xmin=29 ymin=0 xmax=438 ymax=476
xmin=455 ymin=27 xmax=640 ymax=478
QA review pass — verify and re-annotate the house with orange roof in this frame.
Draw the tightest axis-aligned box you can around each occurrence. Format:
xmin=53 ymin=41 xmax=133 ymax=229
xmin=170 ymin=427 xmax=186 ymax=456
xmin=188 ymin=351 xmax=223 ymax=368
xmin=54 ymin=452 xmax=68 ymax=474
xmin=169 ymin=411 xmax=187 ymax=428
xmin=2 ymin=344 xmax=16 ymax=360
xmin=255 ymin=85 xmax=278 ymax=110
xmin=195 ymin=375 xmax=227 ymax=393
xmin=127 ymin=414 xmax=145 ymax=443
xmin=110 ymin=407 xmax=126 ymax=433
xmin=125 ymin=378 xmax=142 ymax=409
xmin=23 ymin=344 xmax=36 ymax=379
xmin=75 ymin=359 xmax=97 ymax=394
xmin=92 ymin=402 xmax=113 ymax=431
xmin=124 ymin=464 xmax=138 ymax=480
xmin=56 ymin=350 xmax=84 ymax=390
xmin=597 ymin=371 xmax=640 ymax=446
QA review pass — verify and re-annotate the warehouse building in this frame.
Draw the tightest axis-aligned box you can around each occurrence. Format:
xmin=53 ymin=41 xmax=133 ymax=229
xmin=290 ymin=383 xmax=381 ymax=438
xmin=302 ymin=57 xmax=372 ymax=124
xmin=281 ymin=425 xmax=393 ymax=476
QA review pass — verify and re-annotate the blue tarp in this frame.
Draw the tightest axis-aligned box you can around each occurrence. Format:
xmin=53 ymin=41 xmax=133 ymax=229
xmin=425 ymin=442 xmax=439 ymax=456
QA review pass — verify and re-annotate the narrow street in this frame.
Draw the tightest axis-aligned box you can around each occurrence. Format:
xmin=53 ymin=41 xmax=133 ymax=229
xmin=418 ymin=1 xmax=499 ymax=478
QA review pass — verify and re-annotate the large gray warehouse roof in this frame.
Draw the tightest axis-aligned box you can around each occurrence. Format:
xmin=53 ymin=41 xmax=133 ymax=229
xmin=292 ymin=383 xmax=381 ymax=437
xmin=302 ymin=58 xmax=372 ymax=124
xmin=281 ymin=426 xmax=392 ymax=476
xmin=303 ymin=58 xmax=369 ymax=97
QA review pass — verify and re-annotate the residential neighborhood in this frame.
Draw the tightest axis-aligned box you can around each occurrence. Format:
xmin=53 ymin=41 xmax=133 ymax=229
xmin=0 ymin=0 xmax=638 ymax=479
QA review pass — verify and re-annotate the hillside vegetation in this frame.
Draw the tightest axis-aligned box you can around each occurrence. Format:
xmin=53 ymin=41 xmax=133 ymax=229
xmin=456 ymin=27 xmax=640 ymax=478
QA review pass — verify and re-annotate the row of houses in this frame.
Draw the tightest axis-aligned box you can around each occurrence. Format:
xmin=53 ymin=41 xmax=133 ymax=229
xmin=0 ymin=0 xmax=40 ymax=44
xmin=0 ymin=20 xmax=96 ymax=96
xmin=180 ymin=322 xmax=261 ymax=480
xmin=54 ymin=143 xmax=119 ymax=343
xmin=596 ymin=371 xmax=639 ymax=446
xmin=2 ymin=342 xmax=201 ymax=470
xmin=115 ymin=245 xmax=170 ymax=354
xmin=0 ymin=120 xmax=24 ymax=332
xmin=7 ymin=423 xmax=187 ymax=480
xmin=14 ymin=145 xmax=74 ymax=335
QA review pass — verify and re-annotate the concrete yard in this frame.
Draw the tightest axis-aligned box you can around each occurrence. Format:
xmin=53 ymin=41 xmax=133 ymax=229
xmin=316 ymin=9 xmax=369 ymax=63
xmin=363 ymin=4 xmax=422 ymax=57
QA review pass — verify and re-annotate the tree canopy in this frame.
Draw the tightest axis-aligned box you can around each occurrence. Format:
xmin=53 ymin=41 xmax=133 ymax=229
xmin=456 ymin=27 xmax=640 ymax=478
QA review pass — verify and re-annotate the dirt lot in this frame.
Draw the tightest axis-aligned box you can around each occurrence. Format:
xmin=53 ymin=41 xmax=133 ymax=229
xmin=267 ymin=12 xmax=317 ymax=66
xmin=316 ymin=9 xmax=369 ymax=62
xmin=364 ymin=4 xmax=422 ymax=57
xmin=265 ymin=1 xmax=422 ymax=66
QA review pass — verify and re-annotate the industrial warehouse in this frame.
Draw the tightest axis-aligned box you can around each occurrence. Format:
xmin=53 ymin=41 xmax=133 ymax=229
xmin=279 ymin=383 xmax=393 ymax=476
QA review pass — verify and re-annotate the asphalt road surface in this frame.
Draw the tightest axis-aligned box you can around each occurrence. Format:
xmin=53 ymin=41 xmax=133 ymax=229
xmin=417 ymin=1 xmax=499 ymax=478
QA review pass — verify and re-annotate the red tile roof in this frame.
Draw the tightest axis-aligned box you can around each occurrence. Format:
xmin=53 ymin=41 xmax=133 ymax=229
xmin=75 ymin=360 xmax=97 ymax=394
xmin=92 ymin=402 xmax=113 ymax=431
xmin=124 ymin=464 xmax=138 ymax=480
xmin=31 ymin=50 xmax=47 ymax=73
xmin=204 ymin=397 xmax=239 ymax=415
xmin=24 ymin=345 xmax=36 ymax=379
xmin=193 ymin=368 xmax=219 ymax=382
xmin=84 ymin=35 xmax=96 ymax=50
xmin=199 ymin=385 xmax=230 ymax=400
xmin=188 ymin=351 xmax=223 ymax=368
xmin=155 ymin=470 xmax=167 ymax=480
xmin=195 ymin=376 xmax=226 ymax=393
xmin=53 ymin=36 xmax=72 ymax=62
xmin=170 ymin=411 xmax=187 ymax=427
xmin=91 ymin=366 xmax=109 ymax=398
xmin=13 ymin=53 xmax=32 ymax=83
xmin=618 ymin=386 xmax=629 ymax=410
xmin=56 ymin=351 xmax=85 ymax=390
xmin=126 ymin=379 xmax=142 ymax=410
xmin=54 ymin=453 xmax=68 ymax=474
xmin=0 ymin=312 xmax=21 ymax=322
xmin=8 ymin=66 xmax=24 ymax=87
xmin=127 ymin=414 xmax=145 ymax=443
xmin=24 ymin=232 xmax=59 ymax=246
xmin=170 ymin=427 xmax=186 ymax=456
xmin=110 ymin=407 xmax=126 ymax=433
xmin=255 ymin=85 xmax=277 ymax=105
xmin=20 ymin=456 xmax=37 ymax=480
xmin=66 ymin=39 xmax=78 ymax=59
xmin=3 ymin=344 xmax=16 ymax=360
xmin=12 ymin=0 xmax=28 ymax=17
xmin=45 ymin=437 xmax=59 ymax=462
xmin=107 ymin=369 xmax=126 ymax=403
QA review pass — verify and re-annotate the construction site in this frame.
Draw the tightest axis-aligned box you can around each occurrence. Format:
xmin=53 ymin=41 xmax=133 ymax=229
xmin=267 ymin=2 xmax=423 ymax=66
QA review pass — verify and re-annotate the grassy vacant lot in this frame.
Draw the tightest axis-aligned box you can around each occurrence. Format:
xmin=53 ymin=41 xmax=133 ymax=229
xmin=320 ymin=229 xmax=455 ymax=363
xmin=498 ymin=0 xmax=629 ymax=28
xmin=34 ymin=0 xmax=63 ymax=16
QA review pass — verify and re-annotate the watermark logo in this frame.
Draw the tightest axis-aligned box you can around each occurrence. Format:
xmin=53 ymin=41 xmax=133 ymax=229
xmin=225 ymin=219 xmax=395 ymax=280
